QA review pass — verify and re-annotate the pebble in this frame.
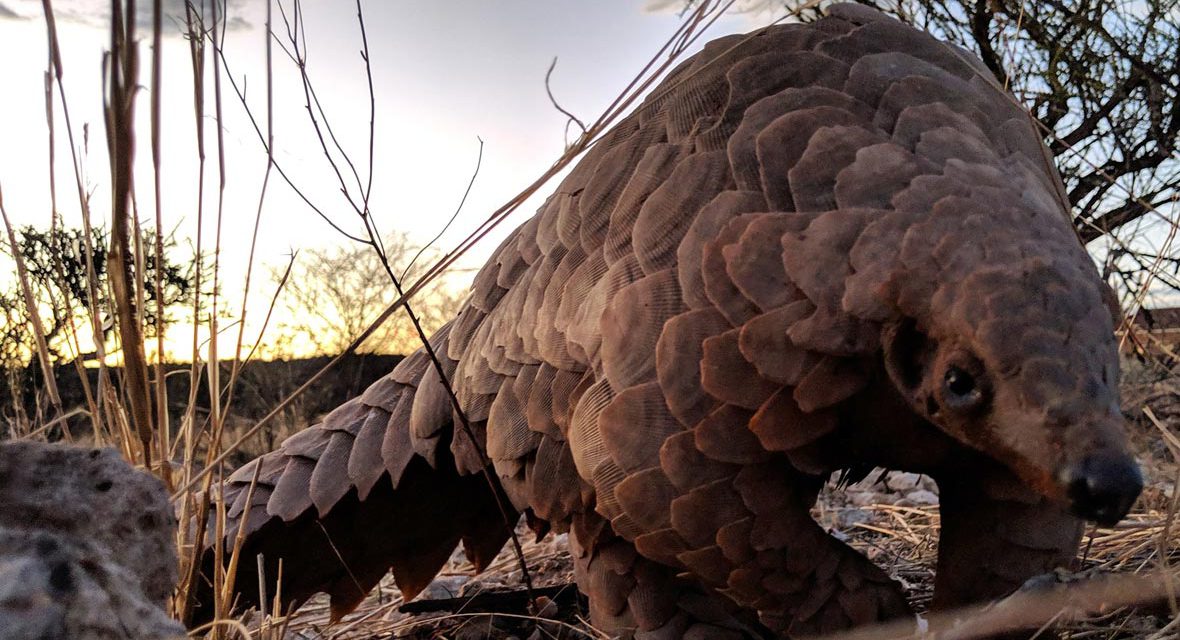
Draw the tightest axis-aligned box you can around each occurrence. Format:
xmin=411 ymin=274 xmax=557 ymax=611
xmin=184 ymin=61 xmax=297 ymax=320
xmin=899 ymin=489 xmax=939 ymax=506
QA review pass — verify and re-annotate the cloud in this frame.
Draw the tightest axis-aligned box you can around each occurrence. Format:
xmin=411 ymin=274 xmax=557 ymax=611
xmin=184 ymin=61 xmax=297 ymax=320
xmin=643 ymin=0 xmax=685 ymax=12
xmin=0 ymin=2 xmax=29 ymax=19
xmin=0 ymin=0 xmax=255 ymax=33
xmin=141 ymin=0 xmax=256 ymax=33
xmin=643 ymin=0 xmax=789 ymax=15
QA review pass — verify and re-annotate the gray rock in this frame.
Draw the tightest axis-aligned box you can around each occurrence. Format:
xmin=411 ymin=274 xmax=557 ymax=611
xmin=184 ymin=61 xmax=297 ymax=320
xmin=418 ymin=574 xmax=470 ymax=600
xmin=0 ymin=441 xmax=183 ymax=639
xmin=885 ymin=472 xmax=924 ymax=492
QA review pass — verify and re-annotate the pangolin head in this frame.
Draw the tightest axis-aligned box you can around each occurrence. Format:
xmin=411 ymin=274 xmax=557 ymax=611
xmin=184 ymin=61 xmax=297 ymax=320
xmin=862 ymin=159 xmax=1142 ymax=525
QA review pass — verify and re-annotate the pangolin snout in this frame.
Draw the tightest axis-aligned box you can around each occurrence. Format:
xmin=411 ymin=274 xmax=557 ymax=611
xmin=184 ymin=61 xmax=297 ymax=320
xmin=1063 ymin=451 xmax=1143 ymax=526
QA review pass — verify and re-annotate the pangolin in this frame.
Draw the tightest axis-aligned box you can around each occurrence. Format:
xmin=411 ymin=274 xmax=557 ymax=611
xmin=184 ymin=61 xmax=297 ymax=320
xmin=197 ymin=4 xmax=1144 ymax=637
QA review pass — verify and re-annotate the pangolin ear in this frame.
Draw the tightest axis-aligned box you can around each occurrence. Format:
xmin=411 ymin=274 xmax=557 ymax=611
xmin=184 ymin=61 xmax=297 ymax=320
xmin=1100 ymin=282 xmax=1124 ymax=329
xmin=882 ymin=318 xmax=935 ymax=398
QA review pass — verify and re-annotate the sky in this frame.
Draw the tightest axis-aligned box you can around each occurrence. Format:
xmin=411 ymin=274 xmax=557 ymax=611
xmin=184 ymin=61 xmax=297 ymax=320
xmin=0 ymin=1 xmax=772 ymax=360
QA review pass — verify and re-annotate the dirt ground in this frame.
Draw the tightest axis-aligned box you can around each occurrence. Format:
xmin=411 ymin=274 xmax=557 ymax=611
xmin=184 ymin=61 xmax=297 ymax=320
xmin=263 ymin=357 xmax=1180 ymax=639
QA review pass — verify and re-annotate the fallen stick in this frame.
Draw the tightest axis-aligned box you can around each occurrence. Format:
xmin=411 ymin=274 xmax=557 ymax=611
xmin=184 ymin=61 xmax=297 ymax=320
xmin=819 ymin=568 xmax=1179 ymax=640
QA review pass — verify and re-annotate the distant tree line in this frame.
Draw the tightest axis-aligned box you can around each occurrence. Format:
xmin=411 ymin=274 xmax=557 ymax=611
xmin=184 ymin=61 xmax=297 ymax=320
xmin=0 ymin=224 xmax=198 ymax=368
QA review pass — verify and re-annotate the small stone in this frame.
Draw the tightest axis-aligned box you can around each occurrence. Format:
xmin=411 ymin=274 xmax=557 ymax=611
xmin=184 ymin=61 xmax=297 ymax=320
xmin=418 ymin=574 xmax=469 ymax=600
xmin=837 ymin=509 xmax=872 ymax=530
xmin=533 ymin=595 xmax=559 ymax=618
xmin=885 ymin=472 xmax=923 ymax=492
xmin=901 ymin=490 xmax=939 ymax=506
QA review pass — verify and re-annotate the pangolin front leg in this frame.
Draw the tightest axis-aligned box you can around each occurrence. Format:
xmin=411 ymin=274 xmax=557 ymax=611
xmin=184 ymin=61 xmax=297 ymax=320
xmin=571 ymin=512 xmax=769 ymax=640
xmin=709 ymin=462 xmax=914 ymax=636
xmin=932 ymin=463 xmax=1084 ymax=612
xmin=601 ymin=450 xmax=914 ymax=637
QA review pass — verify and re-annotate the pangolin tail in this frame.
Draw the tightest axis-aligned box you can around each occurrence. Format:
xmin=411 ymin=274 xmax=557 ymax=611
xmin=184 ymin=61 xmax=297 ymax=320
xmin=191 ymin=335 xmax=518 ymax=625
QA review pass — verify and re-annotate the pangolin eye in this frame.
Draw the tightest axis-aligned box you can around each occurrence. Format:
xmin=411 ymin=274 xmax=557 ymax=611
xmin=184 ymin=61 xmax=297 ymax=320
xmin=943 ymin=366 xmax=983 ymax=409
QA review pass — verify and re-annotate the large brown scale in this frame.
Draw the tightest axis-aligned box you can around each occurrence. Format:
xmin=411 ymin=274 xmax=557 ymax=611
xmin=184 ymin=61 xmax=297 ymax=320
xmin=197 ymin=4 xmax=1143 ymax=637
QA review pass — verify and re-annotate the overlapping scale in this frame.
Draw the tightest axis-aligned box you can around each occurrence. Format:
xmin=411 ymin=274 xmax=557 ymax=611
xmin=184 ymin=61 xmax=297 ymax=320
xmin=693 ymin=404 xmax=770 ymax=465
xmin=701 ymin=215 xmax=765 ymax=326
xmin=529 ymin=435 xmax=585 ymax=523
xmin=670 ymin=477 xmax=751 ymax=548
xmin=579 ymin=128 xmax=666 ymax=250
xmin=568 ymin=378 xmax=617 ymax=482
xmin=486 ymin=370 xmax=541 ymax=463
xmin=566 ymin=253 xmax=645 ymax=368
xmin=833 ymin=142 xmax=933 ymax=209
xmin=700 ymin=328 xmax=780 ymax=409
xmin=601 ymin=269 xmax=687 ymax=391
xmin=722 ymin=213 xmax=809 ymax=311
xmin=729 ymin=87 xmax=870 ymax=193
xmin=755 ymin=107 xmax=871 ymax=210
xmin=603 ymin=143 xmax=691 ymax=265
xmin=737 ymin=300 xmax=818 ymax=386
xmin=632 ymin=151 xmax=734 ymax=274
xmin=598 ymin=381 xmax=685 ymax=474
xmin=656 ymin=308 xmax=731 ymax=427
xmin=677 ymin=190 xmax=768 ymax=310
xmin=658 ymin=430 xmax=739 ymax=494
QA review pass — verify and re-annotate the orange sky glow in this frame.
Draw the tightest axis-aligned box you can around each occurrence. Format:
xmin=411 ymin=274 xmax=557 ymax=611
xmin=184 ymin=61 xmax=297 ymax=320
xmin=0 ymin=1 xmax=767 ymax=362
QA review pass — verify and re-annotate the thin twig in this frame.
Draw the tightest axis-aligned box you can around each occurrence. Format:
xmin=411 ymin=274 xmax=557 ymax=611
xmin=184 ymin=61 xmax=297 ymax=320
xmin=401 ymin=137 xmax=483 ymax=296
xmin=149 ymin=0 xmax=171 ymax=488
xmin=220 ymin=0 xmax=277 ymax=428
xmin=545 ymin=58 xmax=587 ymax=146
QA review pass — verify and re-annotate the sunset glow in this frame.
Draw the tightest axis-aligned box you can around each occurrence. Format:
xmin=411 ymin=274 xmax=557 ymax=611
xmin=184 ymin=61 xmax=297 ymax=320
xmin=0 ymin=1 xmax=757 ymax=362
